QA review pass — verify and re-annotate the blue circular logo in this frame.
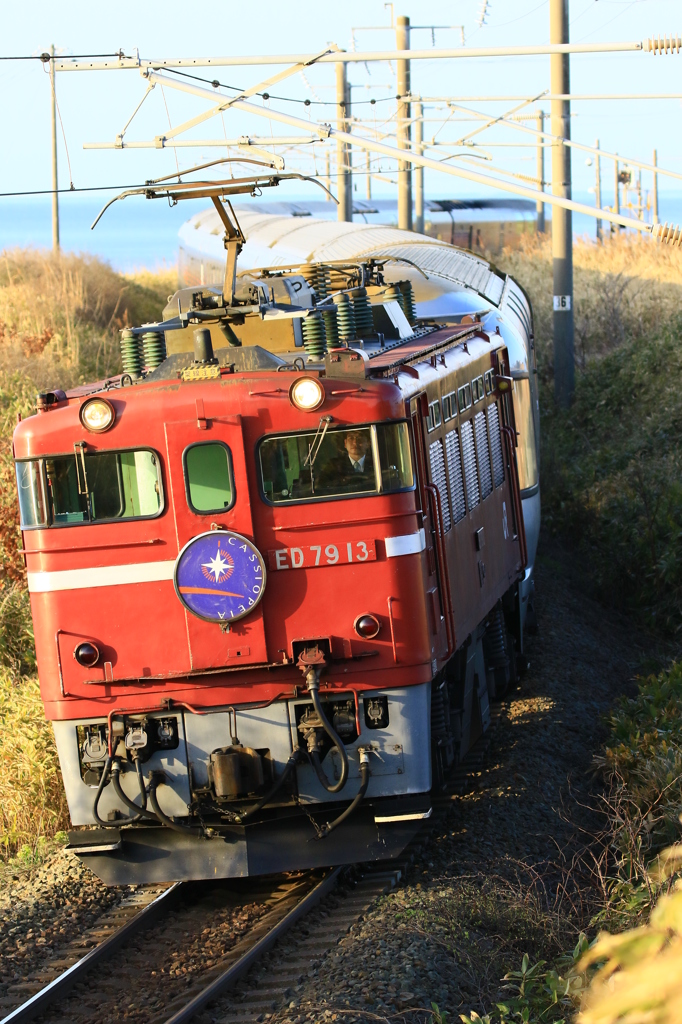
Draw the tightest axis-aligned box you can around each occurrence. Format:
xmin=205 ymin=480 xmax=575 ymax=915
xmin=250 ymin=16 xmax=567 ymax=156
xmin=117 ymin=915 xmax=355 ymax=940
xmin=174 ymin=531 xmax=267 ymax=624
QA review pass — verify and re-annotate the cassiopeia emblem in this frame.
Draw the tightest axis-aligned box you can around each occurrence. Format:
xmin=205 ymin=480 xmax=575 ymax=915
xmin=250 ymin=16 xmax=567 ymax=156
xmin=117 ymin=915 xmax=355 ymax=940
xmin=174 ymin=531 xmax=267 ymax=624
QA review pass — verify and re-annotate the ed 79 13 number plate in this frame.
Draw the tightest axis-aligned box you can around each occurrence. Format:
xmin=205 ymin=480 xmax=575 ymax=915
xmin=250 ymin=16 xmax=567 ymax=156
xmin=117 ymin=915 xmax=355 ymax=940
xmin=267 ymin=540 xmax=376 ymax=571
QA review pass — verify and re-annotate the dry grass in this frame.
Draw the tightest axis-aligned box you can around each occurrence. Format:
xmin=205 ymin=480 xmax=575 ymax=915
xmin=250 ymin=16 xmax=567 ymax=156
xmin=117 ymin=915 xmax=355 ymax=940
xmin=0 ymin=670 xmax=69 ymax=860
xmin=0 ymin=249 xmax=174 ymax=860
xmin=496 ymin=233 xmax=682 ymax=376
xmin=0 ymin=248 xmax=173 ymax=385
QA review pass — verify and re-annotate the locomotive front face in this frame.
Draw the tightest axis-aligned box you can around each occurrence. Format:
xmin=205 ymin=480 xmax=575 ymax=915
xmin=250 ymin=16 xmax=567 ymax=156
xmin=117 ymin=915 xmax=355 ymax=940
xmin=14 ymin=373 xmax=443 ymax=882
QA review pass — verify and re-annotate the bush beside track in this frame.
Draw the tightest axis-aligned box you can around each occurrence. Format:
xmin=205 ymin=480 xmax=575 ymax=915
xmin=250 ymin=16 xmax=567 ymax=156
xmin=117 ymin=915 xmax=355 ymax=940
xmin=0 ymin=250 xmax=173 ymax=863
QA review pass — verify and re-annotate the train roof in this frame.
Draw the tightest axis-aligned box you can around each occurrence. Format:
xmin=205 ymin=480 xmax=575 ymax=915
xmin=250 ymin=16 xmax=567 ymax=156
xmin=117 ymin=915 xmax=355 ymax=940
xmin=180 ymin=208 xmax=506 ymax=306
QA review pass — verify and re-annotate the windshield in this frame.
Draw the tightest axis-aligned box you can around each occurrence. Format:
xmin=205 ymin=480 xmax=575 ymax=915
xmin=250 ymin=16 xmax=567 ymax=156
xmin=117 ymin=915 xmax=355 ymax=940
xmin=16 ymin=449 xmax=162 ymax=528
xmin=259 ymin=422 xmax=414 ymax=504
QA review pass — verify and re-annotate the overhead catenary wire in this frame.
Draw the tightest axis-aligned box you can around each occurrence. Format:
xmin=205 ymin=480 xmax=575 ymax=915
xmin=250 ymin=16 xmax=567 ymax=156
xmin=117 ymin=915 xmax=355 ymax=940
xmin=143 ymin=68 xmax=681 ymax=242
xmin=164 ymin=66 xmax=394 ymax=106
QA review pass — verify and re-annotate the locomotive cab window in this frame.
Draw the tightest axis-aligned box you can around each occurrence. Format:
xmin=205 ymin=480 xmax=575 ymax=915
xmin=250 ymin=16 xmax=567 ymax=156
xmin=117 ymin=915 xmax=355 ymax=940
xmin=15 ymin=449 xmax=162 ymax=528
xmin=259 ymin=422 xmax=414 ymax=504
xmin=184 ymin=442 xmax=234 ymax=514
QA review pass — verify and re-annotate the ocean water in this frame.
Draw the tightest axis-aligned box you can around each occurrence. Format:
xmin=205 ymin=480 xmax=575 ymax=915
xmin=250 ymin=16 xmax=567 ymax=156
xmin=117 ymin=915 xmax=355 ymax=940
xmin=1 ymin=191 xmax=680 ymax=272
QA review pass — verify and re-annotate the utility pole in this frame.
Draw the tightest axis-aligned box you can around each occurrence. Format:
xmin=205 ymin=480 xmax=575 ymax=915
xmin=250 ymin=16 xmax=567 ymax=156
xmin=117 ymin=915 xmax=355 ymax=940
xmin=336 ymin=62 xmax=352 ymax=221
xmin=653 ymin=148 xmax=659 ymax=224
xmin=614 ymin=156 xmax=620 ymax=223
xmin=536 ymin=110 xmax=545 ymax=233
xmin=396 ymin=15 xmax=412 ymax=231
xmin=414 ymin=97 xmax=424 ymax=233
xmin=366 ymin=151 xmax=372 ymax=200
xmin=50 ymin=44 xmax=60 ymax=252
xmin=595 ymin=137 xmax=602 ymax=241
xmin=550 ymin=0 xmax=573 ymax=407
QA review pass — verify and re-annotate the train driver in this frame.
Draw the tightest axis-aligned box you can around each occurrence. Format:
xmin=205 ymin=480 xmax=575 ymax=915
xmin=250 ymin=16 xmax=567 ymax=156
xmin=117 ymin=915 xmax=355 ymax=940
xmin=318 ymin=428 xmax=375 ymax=493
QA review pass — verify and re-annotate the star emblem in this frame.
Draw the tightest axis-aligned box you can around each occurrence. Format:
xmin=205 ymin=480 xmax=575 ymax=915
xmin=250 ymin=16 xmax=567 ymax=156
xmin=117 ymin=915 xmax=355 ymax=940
xmin=201 ymin=548 xmax=234 ymax=583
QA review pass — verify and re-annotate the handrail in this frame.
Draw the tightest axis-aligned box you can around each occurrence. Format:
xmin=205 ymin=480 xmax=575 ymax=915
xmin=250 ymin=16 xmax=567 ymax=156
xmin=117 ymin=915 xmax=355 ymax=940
xmin=425 ymin=483 xmax=456 ymax=658
xmin=501 ymin=425 xmax=528 ymax=570
xmin=386 ymin=596 xmax=398 ymax=664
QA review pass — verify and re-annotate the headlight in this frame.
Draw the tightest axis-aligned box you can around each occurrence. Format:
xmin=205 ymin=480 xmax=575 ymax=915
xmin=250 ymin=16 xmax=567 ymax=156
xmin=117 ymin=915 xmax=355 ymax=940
xmin=289 ymin=377 xmax=324 ymax=412
xmin=80 ymin=398 xmax=115 ymax=433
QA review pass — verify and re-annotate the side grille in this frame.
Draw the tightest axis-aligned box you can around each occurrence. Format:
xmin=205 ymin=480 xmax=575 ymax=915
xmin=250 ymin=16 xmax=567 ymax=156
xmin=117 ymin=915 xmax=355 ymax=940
xmin=445 ymin=431 xmax=466 ymax=523
xmin=429 ymin=439 xmax=452 ymax=532
xmin=460 ymin=420 xmax=480 ymax=510
xmin=487 ymin=403 xmax=505 ymax=487
xmin=474 ymin=411 xmax=493 ymax=499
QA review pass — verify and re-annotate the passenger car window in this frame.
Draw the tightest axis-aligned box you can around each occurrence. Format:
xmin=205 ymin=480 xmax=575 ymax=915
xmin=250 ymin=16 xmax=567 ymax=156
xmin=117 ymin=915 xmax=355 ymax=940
xmin=15 ymin=449 xmax=162 ymax=528
xmin=184 ymin=443 xmax=234 ymax=513
xmin=259 ymin=422 xmax=414 ymax=505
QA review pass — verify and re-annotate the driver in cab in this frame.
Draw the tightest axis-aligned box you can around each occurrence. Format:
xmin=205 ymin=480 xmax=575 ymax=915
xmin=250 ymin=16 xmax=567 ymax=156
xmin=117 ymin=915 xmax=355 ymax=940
xmin=318 ymin=429 xmax=375 ymax=493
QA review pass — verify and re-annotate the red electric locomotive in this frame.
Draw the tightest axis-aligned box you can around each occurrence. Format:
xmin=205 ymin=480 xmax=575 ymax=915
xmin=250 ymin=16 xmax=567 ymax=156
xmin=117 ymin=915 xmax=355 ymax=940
xmin=13 ymin=176 xmax=533 ymax=883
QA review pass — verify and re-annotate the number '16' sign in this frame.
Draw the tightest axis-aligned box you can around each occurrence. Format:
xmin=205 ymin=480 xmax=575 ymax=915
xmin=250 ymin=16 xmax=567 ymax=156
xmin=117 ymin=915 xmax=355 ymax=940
xmin=268 ymin=540 xmax=377 ymax=571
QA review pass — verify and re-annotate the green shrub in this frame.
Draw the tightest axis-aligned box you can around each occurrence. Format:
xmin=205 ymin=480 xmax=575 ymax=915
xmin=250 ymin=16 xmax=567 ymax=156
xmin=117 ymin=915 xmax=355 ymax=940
xmin=540 ymin=327 xmax=682 ymax=634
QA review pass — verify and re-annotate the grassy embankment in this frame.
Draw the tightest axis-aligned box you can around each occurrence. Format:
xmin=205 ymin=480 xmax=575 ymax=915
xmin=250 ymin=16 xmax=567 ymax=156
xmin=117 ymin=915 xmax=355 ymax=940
xmin=447 ymin=235 xmax=682 ymax=1023
xmin=0 ymin=249 xmax=174 ymax=865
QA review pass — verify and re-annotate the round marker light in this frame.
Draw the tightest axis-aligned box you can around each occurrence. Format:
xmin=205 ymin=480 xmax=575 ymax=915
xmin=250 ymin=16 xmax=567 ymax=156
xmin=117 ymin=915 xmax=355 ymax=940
xmin=354 ymin=614 xmax=381 ymax=640
xmin=80 ymin=398 xmax=115 ymax=433
xmin=74 ymin=642 xmax=100 ymax=667
xmin=289 ymin=377 xmax=324 ymax=412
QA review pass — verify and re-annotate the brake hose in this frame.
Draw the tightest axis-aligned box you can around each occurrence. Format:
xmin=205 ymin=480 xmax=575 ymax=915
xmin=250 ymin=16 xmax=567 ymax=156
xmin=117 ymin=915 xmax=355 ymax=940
xmin=111 ymin=759 xmax=160 ymax=822
xmin=148 ymin=772 xmax=204 ymax=836
xmin=307 ymin=678 xmax=349 ymax=793
xmin=318 ymin=752 xmax=370 ymax=839
xmin=237 ymin=750 xmax=302 ymax=824
xmin=92 ymin=756 xmax=143 ymax=827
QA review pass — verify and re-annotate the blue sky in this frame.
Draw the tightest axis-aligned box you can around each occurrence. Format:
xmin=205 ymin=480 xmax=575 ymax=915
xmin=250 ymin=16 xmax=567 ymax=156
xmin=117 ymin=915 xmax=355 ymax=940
xmin=2 ymin=1 xmax=681 ymax=213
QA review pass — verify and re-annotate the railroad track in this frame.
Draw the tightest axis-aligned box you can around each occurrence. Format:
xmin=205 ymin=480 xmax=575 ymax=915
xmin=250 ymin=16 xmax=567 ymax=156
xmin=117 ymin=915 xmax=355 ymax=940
xmin=1 ymin=716 xmax=500 ymax=1024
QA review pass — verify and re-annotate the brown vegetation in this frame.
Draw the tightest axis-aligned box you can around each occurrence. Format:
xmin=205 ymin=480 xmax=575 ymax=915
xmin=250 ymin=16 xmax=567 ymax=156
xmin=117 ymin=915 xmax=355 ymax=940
xmin=0 ymin=248 xmax=173 ymax=862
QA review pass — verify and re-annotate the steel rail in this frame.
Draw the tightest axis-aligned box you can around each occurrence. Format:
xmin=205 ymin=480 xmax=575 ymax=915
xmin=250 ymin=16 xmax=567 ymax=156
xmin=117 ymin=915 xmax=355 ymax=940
xmin=54 ymin=38 xmax=671 ymax=72
xmin=0 ymin=883 xmax=183 ymax=1024
xmin=161 ymin=867 xmax=343 ymax=1024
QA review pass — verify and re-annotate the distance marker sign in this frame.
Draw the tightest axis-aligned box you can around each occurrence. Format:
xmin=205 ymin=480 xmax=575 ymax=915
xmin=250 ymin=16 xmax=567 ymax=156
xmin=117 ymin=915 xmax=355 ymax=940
xmin=174 ymin=531 xmax=266 ymax=624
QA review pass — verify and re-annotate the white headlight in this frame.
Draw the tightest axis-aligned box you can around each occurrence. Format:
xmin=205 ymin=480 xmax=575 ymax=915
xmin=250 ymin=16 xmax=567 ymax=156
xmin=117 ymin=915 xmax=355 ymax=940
xmin=289 ymin=377 xmax=324 ymax=412
xmin=80 ymin=398 xmax=115 ymax=433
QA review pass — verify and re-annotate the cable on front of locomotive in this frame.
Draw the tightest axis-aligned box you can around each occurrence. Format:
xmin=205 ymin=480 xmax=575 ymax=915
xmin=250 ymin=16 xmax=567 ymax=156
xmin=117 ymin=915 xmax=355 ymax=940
xmin=235 ymin=748 xmax=304 ymax=824
xmin=316 ymin=748 xmax=371 ymax=839
xmin=110 ymin=755 xmax=162 ymax=822
xmin=92 ymin=756 xmax=145 ymax=828
xmin=306 ymin=677 xmax=349 ymax=794
xmin=295 ymin=648 xmax=350 ymax=794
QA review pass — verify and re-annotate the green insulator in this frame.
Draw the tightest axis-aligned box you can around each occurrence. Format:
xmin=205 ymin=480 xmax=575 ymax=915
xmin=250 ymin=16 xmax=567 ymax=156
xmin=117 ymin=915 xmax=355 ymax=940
xmin=321 ymin=306 xmax=339 ymax=348
xmin=302 ymin=312 xmax=327 ymax=361
xmin=350 ymin=286 xmax=374 ymax=339
xmin=142 ymin=331 xmax=167 ymax=372
xmin=333 ymin=292 xmax=356 ymax=342
xmin=398 ymin=280 xmax=417 ymax=326
xmin=120 ymin=329 xmax=143 ymax=379
xmin=384 ymin=284 xmax=406 ymax=314
xmin=303 ymin=264 xmax=330 ymax=302
xmin=314 ymin=264 xmax=331 ymax=300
